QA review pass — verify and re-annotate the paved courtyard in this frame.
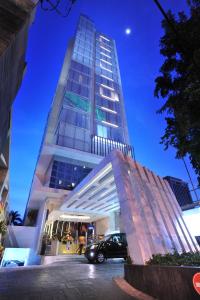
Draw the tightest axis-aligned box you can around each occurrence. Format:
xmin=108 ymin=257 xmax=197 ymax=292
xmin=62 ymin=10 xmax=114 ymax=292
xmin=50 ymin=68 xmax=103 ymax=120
xmin=0 ymin=255 xmax=136 ymax=300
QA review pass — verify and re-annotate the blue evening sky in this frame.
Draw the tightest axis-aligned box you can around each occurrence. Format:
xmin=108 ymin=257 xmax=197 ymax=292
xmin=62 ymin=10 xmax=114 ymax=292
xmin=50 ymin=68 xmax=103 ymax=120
xmin=10 ymin=0 xmax=198 ymax=216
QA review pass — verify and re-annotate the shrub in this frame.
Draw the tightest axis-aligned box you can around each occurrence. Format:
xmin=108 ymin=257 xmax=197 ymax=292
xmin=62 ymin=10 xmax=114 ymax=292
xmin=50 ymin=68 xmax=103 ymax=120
xmin=146 ymin=251 xmax=200 ymax=266
xmin=0 ymin=221 xmax=7 ymax=236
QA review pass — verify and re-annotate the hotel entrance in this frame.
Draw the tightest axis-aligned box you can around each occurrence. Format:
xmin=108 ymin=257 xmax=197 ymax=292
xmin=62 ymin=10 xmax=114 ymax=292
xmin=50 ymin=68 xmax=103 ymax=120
xmin=42 ymin=212 xmax=116 ymax=256
xmin=57 ymin=221 xmax=94 ymax=255
xmin=44 ymin=218 xmax=96 ymax=255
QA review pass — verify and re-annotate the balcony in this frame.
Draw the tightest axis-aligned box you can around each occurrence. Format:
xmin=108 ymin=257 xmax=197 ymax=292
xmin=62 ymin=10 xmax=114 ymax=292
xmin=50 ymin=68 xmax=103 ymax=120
xmin=91 ymin=135 xmax=134 ymax=158
xmin=56 ymin=134 xmax=134 ymax=158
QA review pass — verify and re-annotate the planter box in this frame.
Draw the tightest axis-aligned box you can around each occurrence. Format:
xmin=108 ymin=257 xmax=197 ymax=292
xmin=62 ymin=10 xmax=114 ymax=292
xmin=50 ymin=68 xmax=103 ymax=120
xmin=124 ymin=264 xmax=200 ymax=300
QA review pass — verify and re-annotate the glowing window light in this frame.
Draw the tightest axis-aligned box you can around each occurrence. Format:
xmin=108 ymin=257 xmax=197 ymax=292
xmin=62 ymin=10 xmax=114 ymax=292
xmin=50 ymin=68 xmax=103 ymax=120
xmin=100 ymin=106 xmax=117 ymax=114
xmin=100 ymin=84 xmax=114 ymax=91
xmin=100 ymin=35 xmax=110 ymax=42
xmin=100 ymin=59 xmax=112 ymax=66
xmin=100 ymin=74 xmax=114 ymax=82
xmin=100 ymin=94 xmax=119 ymax=102
xmin=100 ymin=52 xmax=111 ymax=59
xmin=102 ymin=120 xmax=118 ymax=128
xmin=100 ymin=63 xmax=113 ymax=73
xmin=100 ymin=45 xmax=111 ymax=53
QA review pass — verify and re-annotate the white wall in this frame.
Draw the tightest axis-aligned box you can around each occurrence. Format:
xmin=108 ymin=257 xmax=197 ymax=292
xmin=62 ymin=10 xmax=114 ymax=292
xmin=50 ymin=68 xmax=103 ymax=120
xmin=183 ymin=207 xmax=200 ymax=237
xmin=96 ymin=217 xmax=109 ymax=235
xmin=5 ymin=226 xmax=37 ymax=248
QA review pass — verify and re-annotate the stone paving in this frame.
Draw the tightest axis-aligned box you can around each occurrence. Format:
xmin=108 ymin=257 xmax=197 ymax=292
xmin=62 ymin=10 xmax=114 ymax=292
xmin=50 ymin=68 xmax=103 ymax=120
xmin=0 ymin=255 xmax=136 ymax=300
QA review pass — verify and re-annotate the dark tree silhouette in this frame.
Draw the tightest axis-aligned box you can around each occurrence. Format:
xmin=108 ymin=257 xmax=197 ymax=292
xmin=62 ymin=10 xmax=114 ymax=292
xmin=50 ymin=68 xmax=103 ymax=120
xmin=40 ymin=0 xmax=76 ymax=17
xmin=155 ymin=0 xmax=200 ymax=184
xmin=9 ymin=211 xmax=23 ymax=226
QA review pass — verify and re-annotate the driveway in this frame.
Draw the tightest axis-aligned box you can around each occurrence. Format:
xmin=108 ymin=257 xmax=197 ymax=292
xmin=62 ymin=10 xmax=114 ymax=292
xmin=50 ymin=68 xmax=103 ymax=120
xmin=0 ymin=255 xmax=137 ymax=300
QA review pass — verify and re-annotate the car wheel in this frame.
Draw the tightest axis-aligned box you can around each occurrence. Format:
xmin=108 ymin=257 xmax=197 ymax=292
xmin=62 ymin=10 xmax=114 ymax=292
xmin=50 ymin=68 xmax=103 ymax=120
xmin=87 ymin=259 xmax=95 ymax=263
xmin=96 ymin=252 xmax=105 ymax=263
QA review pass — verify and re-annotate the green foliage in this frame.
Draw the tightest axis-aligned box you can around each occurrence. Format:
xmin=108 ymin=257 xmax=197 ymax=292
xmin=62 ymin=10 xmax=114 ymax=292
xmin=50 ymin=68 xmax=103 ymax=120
xmin=155 ymin=1 xmax=200 ymax=184
xmin=9 ymin=210 xmax=22 ymax=226
xmin=146 ymin=251 xmax=200 ymax=266
xmin=0 ymin=221 xmax=7 ymax=236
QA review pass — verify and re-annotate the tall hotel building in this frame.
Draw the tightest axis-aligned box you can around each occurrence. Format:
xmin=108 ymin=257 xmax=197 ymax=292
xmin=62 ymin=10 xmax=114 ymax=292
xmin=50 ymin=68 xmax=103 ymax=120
xmin=25 ymin=14 xmax=132 ymax=250
xmin=23 ymin=15 xmax=199 ymax=261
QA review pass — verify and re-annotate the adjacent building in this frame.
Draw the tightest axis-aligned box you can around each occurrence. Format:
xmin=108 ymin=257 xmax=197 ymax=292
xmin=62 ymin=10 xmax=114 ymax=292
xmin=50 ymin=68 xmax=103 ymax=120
xmin=164 ymin=176 xmax=193 ymax=207
xmin=0 ymin=0 xmax=37 ymax=223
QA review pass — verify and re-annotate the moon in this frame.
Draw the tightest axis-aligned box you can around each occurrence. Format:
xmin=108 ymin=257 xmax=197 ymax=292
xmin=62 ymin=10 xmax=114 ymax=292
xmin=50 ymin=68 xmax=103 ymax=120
xmin=125 ymin=28 xmax=131 ymax=35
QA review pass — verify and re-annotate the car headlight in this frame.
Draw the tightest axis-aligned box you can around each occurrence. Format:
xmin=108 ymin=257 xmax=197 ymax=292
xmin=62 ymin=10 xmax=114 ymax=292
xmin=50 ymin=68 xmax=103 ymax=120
xmin=90 ymin=244 xmax=97 ymax=250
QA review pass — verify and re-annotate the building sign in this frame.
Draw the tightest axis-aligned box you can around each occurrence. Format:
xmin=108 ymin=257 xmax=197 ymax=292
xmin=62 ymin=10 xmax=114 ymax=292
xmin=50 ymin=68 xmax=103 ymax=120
xmin=193 ymin=272 xmax=200 ymax=295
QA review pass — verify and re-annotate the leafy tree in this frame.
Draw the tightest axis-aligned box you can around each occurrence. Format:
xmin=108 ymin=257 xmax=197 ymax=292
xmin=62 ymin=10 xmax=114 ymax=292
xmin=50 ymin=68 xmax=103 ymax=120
xmin=8 ymin=211 xmax=23 ymax=226
xmin=154 ymin=0 xmax=200 ymax=184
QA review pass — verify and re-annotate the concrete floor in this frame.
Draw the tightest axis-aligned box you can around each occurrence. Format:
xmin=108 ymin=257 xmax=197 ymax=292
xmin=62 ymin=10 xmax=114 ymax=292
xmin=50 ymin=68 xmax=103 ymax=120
xmin=0 ymin=255 xmax=136 ymax=300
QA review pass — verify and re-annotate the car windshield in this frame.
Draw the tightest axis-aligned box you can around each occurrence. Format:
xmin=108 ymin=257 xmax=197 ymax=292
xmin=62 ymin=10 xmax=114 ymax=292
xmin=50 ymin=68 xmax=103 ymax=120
xmin=104 ymin=235 xmax=111 ymax=241
xmin=104 ymin=234 xmax=125 ymax=243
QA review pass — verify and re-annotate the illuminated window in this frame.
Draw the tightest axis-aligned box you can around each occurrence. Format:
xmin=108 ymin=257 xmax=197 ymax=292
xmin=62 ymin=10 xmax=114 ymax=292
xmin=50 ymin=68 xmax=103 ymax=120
xmin=97 ymin=124 xmax=107 ymax=138
xmin=65 ymin=92 xmax=90 ymax=112
xmin=50 ymin=160 xmax=92 ymax=190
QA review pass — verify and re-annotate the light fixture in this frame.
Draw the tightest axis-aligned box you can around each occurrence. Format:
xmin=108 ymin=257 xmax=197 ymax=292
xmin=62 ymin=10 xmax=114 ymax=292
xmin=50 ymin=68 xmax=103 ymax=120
xmin=100 ymin=45 xmax=111 ymax=53
xmin=100 ymin=84 xmax=114 ymax=91
xmin=100 ymin=74 xmax=114 ymax=82
xmin=100 ymin=52 xmax=111 ymax=59
xmin=60 ymin=214 xmax=90 ymax=220
xmin=100 ymin=94 xmax=118 ymax=102
xmin=99 ymin=35 xmax=110 ymax=42
xmin=77 ymin=164 xmax=112 ymax=196
xmin=100 ymin=63 xmax=113 ymax=73
xmin=100 ymin=59 xmax=112 ymax=66
xmin=102 ymin=120 xmax=118 ymax=128
xmin=100 ymin=106 xmax=117 ymax=114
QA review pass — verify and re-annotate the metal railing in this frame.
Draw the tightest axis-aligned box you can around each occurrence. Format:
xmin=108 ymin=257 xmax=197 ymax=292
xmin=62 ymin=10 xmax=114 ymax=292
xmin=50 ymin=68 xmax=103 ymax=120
xmin=91 ymin=135 xmax=134 ymax=158
xmin=56 ymin=134 xmax=134 ymax=158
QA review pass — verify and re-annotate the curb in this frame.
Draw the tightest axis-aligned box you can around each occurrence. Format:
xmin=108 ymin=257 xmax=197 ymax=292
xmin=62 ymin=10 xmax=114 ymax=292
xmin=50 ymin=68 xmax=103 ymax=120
xmin=114 ymin=277 xmax=157 ymax=300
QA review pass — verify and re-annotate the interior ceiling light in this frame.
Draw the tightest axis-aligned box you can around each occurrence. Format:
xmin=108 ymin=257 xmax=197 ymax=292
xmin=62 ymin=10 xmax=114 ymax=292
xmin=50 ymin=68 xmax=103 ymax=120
xmin=60 ymin=214 xmax=90 ymax=220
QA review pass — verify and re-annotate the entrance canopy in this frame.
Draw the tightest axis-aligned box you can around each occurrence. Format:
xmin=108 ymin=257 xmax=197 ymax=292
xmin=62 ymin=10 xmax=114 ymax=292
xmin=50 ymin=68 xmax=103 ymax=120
xmin=48 ymin=154 xmax=120 ymax=222
xmin=47 ymin=150 xmax=199 ymax=264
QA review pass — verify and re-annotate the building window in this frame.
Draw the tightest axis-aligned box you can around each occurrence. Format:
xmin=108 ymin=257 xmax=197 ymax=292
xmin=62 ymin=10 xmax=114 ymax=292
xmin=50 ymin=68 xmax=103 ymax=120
xmin=60 ymin=107 xmax=89 ymax=129
xmin=97 ymin=124 xmax=107 ymax=138
xmin=64 ymin=92 xmax=90 ymax=112
xmin=49 ymin=160 xmax=92 ymax=190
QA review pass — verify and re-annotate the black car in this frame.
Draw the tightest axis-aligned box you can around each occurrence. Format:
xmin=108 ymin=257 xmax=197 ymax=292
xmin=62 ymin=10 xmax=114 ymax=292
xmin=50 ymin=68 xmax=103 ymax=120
xmin=84 ymin=233 xmax=127 ymax=263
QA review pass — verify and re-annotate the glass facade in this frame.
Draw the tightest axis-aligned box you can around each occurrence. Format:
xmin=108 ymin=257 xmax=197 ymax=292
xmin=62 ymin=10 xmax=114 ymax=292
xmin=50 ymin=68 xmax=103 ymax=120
xmin=50 ymin=160 xmax=92 ymax=190
xmin=55 ymin=17 xmax=94 ymax=153
xmin=49 ymin=15 xmax=131 ymax=191
xmin=55 ymin=15 xmax=128 ymax=154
